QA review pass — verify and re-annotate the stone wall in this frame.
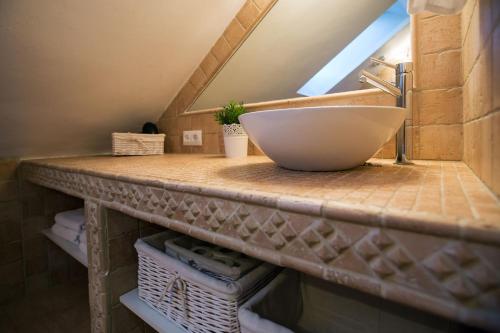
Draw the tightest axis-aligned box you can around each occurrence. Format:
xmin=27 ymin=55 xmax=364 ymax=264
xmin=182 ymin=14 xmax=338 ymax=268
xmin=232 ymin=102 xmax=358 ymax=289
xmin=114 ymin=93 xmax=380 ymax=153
xmin=461 ymin=0 xmax=500 ymax=195
xmin=411 ymin=13 xmax=463 ymax=160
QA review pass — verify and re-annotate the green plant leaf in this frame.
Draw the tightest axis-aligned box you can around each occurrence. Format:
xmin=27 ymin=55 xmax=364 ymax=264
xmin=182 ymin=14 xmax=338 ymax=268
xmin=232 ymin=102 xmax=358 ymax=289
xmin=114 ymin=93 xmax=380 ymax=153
xmin=214 ymin=100 xmax=247 ymax=125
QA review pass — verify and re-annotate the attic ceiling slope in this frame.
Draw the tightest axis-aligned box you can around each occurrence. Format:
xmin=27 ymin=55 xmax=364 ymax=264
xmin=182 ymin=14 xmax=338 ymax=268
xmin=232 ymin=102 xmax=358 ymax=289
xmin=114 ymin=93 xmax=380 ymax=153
xmin=0 ymin=0 xmax=245 ymax=158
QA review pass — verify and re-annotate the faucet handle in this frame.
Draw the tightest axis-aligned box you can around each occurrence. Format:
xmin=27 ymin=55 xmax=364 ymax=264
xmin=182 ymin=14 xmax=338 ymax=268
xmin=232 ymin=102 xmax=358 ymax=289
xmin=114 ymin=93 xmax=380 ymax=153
xmin=370 ymin=57 xmax=413 ymax=74
xmin=369 ymin=57 xmax=397 ymax=69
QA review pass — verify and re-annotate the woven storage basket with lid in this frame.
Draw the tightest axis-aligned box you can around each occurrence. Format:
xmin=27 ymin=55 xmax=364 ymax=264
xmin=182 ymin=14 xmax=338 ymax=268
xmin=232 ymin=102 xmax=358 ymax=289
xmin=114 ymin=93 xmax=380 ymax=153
xmin=163 ymin=235 xmax=261 ymax=282
xmin=135 ymin=232 xmax=280 ymax=333
xmin=112 ymin=132 xmax=165 ymax=156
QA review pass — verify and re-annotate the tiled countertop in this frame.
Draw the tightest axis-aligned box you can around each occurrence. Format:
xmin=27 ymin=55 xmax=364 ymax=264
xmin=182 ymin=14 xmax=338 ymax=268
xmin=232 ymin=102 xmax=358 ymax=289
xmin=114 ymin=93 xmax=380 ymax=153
xmin=23 ymin=154 xmax=500 ymax=244
xmin=21 ymin=154 xmax=500 ymax=330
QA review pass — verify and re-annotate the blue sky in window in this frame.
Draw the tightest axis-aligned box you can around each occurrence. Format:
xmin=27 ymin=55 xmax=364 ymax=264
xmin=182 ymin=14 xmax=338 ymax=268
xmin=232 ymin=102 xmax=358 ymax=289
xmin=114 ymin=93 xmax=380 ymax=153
xmin=297 ymin=0 xmax=409 ymax=97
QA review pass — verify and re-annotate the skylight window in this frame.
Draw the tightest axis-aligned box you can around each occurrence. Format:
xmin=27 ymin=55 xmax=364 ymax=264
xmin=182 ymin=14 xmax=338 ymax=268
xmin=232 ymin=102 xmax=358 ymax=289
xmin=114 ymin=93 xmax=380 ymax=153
xmin=297 ymin=0 xmax=409 ymax=97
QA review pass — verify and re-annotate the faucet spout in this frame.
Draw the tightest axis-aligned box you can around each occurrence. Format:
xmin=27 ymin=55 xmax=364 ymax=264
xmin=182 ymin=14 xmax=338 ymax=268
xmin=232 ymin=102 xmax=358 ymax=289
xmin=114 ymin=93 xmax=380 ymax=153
xmin=359 ymin=70 xmax=401 ymax=97
xmin=359 ymin=60 xmax=413 ymax=165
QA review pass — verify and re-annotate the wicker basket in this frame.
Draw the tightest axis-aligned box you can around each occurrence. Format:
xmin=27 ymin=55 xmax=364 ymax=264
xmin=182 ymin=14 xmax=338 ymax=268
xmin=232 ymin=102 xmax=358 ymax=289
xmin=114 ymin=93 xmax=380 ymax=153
xmin=135 ymin=232 xmax=280 ymax=333
xmin=112 ymin=132 xmax=165 ymax=156
xmin=163 ymin=235 xmax=261 ymax=282
xmin=239 ymin=269 xmax=364 ymax=333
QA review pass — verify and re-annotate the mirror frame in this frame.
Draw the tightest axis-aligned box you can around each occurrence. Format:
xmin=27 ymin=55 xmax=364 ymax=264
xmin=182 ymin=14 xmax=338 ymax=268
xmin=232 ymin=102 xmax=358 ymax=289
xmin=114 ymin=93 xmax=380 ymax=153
xmin=168 ymin=0 xmax=278 ymax=115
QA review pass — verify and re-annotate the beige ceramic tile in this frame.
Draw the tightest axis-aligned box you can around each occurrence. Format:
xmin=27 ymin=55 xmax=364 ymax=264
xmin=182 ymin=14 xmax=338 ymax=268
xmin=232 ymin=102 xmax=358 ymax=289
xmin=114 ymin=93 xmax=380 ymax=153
xmin=463 ymin=118 xmax=491 ymax=186
xmin=462 ymin=0 xmax=493 ymax=81
xmin=463 ymin=39 xmax=493 ymax=122
xmin=202 ymin=133 xmax=220 ymax=154
xmin=477 ymin=0 xmax=495 ymax=45
xmin=224 ymin=19 xmax=246 ymax=48
xmin=25 ymin=155 xmax=500 ymax=226
xmin=416 ymin=88 xmax=462 ymax=125
xmin=493 ymin=22 xmax=500 ymax=110
xmin=464 ymin=121 xmax=481 ymax=175
xmin=462 ymin=1 xmax=479 ymax=79
xmin=479 ymin=115 xmax=493 ymax=187
xmin=417 ymin=50 xmax=461 ymax=90
xmin=418 ymin=124 xmax=463 ymax=160
xmin=492 ymin=111 xmax=500 ymax=195
xmin=163 ymin=97 xmax=178 ymax=117
xmin=189 ymin=67 xmax=208 ymax=91
xmin=158 ymin=116 xmax=177 ymax=138
xmin=199 ymin=52 xmax=220 ymax=80
xmin=181 ymin=114 xmax=194 ymax=130
xmin=463 ymin=121 xmax=473 ymax=167
xmin=191 ymin=113 xmax=218 ymax=134
xmin=211 ymin=37 xmax=232 ymax=63
xmin=177 ymin=82 xmax=198 ymax=113
xmin=252 ymin=0 xmax=275 ymax=11
xmin=165 ymin=135 xmax=181 ymax=153
xmin=373 ymin=137 xmax=396 ymax=159
xmin=417 ymin=14 xmax=461 ymax=54
xmin=236 ymin=0 xmax=260 ymax=29
xmin=461 ymin=0 xmax=477 ymax=44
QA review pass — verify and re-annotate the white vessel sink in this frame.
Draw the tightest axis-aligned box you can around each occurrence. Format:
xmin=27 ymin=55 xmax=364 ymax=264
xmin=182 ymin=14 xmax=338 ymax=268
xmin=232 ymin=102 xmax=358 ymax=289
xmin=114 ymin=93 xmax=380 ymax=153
xmin=239 ymin=106 xmax=405 ymax=171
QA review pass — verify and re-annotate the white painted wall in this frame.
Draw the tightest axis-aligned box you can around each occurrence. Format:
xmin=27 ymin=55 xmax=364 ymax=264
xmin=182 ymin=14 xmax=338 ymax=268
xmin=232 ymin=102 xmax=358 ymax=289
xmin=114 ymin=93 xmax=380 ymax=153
xmin=0 ymin=0 xmax=244 ymax=158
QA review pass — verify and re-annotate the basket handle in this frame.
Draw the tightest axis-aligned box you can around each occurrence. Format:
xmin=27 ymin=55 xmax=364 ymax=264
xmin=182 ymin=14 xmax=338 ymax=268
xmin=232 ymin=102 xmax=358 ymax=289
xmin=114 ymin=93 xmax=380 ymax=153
xmin=157 ymin=273 xmax=188 ymax=318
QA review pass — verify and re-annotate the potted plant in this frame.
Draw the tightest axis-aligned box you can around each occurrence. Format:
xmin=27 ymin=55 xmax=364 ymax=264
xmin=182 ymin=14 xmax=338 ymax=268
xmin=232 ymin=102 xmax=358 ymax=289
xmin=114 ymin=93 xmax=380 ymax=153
xmin=215 ymin=101 xmax=248 ymax=158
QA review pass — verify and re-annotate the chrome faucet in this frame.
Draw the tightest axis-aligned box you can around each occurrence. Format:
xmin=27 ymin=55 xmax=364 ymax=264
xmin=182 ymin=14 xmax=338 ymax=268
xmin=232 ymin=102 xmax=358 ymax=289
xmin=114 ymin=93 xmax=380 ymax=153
xmin=359 ymin=57 xmax=413 ymax=164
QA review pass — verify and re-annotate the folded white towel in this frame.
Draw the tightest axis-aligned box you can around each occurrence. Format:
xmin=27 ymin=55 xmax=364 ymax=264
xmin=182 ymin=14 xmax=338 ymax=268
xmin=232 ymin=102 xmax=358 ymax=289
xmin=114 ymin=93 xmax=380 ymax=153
xmin=51 ymin=223 xmax=80 ymax=244
xmin=79 ymin=241 xmax=87 ymax=254
xmin=54 ymin=208 xmax=85 ymax=232
xmin=79 ymin=231 xmax=87 ymax=243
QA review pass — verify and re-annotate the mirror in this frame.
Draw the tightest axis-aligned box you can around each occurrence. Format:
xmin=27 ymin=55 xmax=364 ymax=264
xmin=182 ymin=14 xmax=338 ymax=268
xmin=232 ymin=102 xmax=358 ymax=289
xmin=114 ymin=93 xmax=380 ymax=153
xmin=188 ymin=0 xmax=410 ymax=112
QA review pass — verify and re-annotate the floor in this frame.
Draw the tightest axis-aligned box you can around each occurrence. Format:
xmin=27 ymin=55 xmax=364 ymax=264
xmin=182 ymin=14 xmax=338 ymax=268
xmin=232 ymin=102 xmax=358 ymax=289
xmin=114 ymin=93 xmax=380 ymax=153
xmin=0 ymin=279 xmax=90 ymax=333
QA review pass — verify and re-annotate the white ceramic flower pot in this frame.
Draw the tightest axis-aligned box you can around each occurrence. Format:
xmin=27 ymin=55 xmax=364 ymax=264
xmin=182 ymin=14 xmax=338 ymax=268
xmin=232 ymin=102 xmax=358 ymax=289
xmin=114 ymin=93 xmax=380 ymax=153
xmin=223 ymin=124 xmax=248 ymax=158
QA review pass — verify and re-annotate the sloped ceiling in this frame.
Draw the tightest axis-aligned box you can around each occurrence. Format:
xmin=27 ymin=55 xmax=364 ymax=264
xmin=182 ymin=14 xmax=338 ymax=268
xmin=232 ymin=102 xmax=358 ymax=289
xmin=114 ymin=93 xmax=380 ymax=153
xmin=0 ymin=0 xmax=244 ymax=158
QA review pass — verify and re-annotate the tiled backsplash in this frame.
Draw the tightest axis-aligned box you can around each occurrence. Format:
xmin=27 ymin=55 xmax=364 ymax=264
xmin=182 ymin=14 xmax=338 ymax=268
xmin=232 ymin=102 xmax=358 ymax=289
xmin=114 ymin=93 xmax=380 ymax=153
xmin=411 ymin=13 xmax=463 ymax=160
xmin=461 ymin=0 xmax=499 ymax=195
xmin=159 ymin=89 xmax=397 ymax=157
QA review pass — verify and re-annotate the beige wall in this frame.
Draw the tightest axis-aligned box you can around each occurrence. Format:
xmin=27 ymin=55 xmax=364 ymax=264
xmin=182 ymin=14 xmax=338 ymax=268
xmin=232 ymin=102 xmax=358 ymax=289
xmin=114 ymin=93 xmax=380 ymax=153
xmin=461 ymin=0 xmax=500 ymax=195
xmin=0 ymin=0 xmax=245 ymax=158
xmin=411 ymin=12 xmax=463 ymax=160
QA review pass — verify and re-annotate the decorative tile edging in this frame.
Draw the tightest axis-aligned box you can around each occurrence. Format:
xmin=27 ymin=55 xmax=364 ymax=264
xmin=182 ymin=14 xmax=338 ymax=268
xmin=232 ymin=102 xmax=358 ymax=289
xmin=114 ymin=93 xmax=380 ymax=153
xmin=23 ymin=163 xmax=500 ymax=331
xmin=85 ymin=200 xmax=110 ymax=333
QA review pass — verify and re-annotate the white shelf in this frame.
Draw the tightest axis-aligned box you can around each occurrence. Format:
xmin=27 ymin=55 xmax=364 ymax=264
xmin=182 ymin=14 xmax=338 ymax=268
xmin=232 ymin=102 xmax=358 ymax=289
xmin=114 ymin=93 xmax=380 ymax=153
xmin=120 ymin=289 xmax=186 ymax=333
xmin=41 ymin=228 xmax=88 ymax=267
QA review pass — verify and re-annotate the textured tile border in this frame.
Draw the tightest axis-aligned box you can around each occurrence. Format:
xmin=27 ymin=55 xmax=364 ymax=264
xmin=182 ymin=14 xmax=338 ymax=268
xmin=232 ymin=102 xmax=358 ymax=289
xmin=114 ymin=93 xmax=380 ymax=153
xmin=21 ymin=162 xmax=500 ymax=331
xmin=85 ymin=200 xmax=109 ymax=333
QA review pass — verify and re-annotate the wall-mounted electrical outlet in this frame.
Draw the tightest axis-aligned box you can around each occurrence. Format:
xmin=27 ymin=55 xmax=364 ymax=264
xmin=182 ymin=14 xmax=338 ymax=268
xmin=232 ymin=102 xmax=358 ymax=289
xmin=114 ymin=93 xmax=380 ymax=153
xmin=183 ymin=130 xmax=202 ymax=146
